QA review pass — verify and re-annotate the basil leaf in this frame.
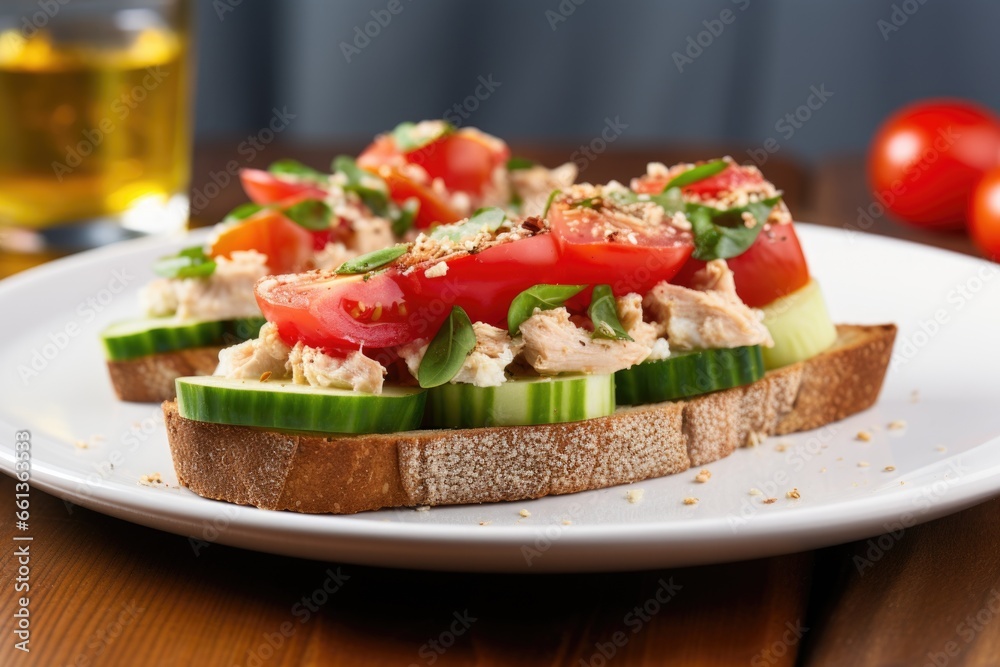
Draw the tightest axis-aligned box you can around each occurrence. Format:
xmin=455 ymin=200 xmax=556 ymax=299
xmin=650 ymin=186 xmax=685 ymax=215
xmin=391 ymin=197 xmax=419 ymax=237
xmin=506 ymin=157 xmax=535 ymax=171
xmin=507 ymin=284 xmax=587 ymax=336
xmin=332 ymin=155 xmax=391 ymax=214
xmin=283 ymin=199 xmax=332 ymax=231
xmin=663 ymin=159 xmax=727 ymax=191
xmin=588 ymin=284 xmax=633 ymax=341
xmin=336 ymin=244 xmax=408 ymax=275
xmin=154 ymin=245 xmax=216 ymax=279
xmin=542 ymin=189 xmax=561 ymax=217
xmin=686 ymin=196 xmax=780 ymax=261
xmin=268 ymin=159 xmax=326 ymax=184
xmin=392 ymin=120 xmax=453 ymax=153
xmin=417 ymin=306 xmax=476 ymax=388
xmin=223 ymin=202 xmax=263 ymax=224
xmin=430 ymin=207 xmax=506 ymax=242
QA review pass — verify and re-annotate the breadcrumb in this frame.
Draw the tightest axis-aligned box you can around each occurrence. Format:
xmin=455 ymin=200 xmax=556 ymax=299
xmin=936 ymin=446 xmax=948 ymax=453
xmin=694 ymin=469 xmax=712 ymax=483
xmin=774 ymin=443 xmax=788 ymax=453
xmin=562 ymin=519 xmax=573 ymax=526
xmin=786 ymin=488 xmax=801 ymax=500
xmin=682 ymin=497 xmax=699 ymax=506
xmin=856 ymin=430 xmax=873 ymax=442
xmin=139 ymin=472 xmax=163 ymax=486
xmin=625 ymin=489 xmax=645 ymax=504
xmin=883 ymin=465 xmax=896 ymax=472
xmin=519 ymin=509 xmax=531 ymax=518
xmin=858 ymin=461 xmax=870 ymax=468
xmin=748 ymin=488 xmax=762 ymax=496
xmin=887 ymin=420 xmax=907 ymax=431
xmin=819 ymin=467 xmax=828 ymax=473
xmin=74 ymin=439 xmax=89 ymax=449
xmin=763 ymin=497 xmax=777 ymax=505
xmin=479 ymin=521 xmax=492 ymax=526
xmin=259 ymin=371 xmax=272 ymax=382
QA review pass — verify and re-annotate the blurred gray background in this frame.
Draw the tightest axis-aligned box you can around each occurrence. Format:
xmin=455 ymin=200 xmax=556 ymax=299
xmin=193 ymin=0 xmax=1000 ymax=161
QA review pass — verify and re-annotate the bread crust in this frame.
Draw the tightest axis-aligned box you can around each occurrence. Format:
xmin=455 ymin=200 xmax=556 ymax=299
xmin=163 ymin=324 xmax=896 ymax=514
xmin=107 ymin=346 xmax=224 ymax=403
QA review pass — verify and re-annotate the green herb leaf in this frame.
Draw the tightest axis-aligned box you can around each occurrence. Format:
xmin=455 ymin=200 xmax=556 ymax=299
xmin=417 ymin=306 xmax=477 ymax=388
xmin=336 ymin=244 xmax=408 ymax=275
xmin=506 ymin=157 xmax=535 ymax=171
xmin=268 ymin=159 xmax=327 ymax=184
xmin=392 ymin=120 xmax=453 ymax=153
xmin=650 ymin=186 xmax=685 ymax=214
xmin=507 ymin=284 xmax=587 ymax=336
xmin=153 ymin=245 xmax=216 ymax=279
xmin=223 ymin=202 xmax=264 ymax=224
xmin=542 ymin=189 xmax=561 ymax=217
xmin=429 ymin=207 xmax=506 ymax=242
xmin=332 ymin=155 xmax=391 ymax=215
xmin=663 ymin=159 xmax=728 ymax=191
xmin=588 ymin=284 xmax=633 ymax=341
xmin=686 ymin=196 xmax=780 ymax=261
xmin=391 ymin=197 xmax=419 ymax=237
xmin=283 ymin=199 xmax=332 ymax=231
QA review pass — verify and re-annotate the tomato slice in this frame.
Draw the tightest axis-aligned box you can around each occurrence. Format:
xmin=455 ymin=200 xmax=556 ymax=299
xmin=257 ymin=271 xmax=414 ymax=351
xmin=379 ymin=168 xmax=463 ymax=229
xmin=547 ymin=201 xmax=693 ymax=296
xmin=210 ymin=208 xmax=314 ymax=274
xmin=406 ymin=129 xmax=510 ymax=196
xmin=240 ymin=169 xmax=328 ymax=206
xmin=673 ymin=222 xmax=810 ymax=308
xmin=631 ymin=163 xmax=766 ymax=198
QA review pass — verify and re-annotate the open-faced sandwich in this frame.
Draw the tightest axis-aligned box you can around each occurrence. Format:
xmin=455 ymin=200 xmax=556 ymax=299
xmin=101 ymin=121 xmax=576 ymax=401
xmin=162 ymin=157 xmax=897 ymax=514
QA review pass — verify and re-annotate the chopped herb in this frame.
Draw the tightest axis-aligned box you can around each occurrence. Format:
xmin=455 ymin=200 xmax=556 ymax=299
xmin=153 ymin=246 xmax=216 ymax=279
xmin=687 ymin=196 xmax=780 ymax=260
xmin=268 ymin=159 xmax=327 ymax=184
xmin=506 ymin=157 xmax=535 ymax=171
xmin=392 ymin=120 xmax=453 ymax=153
xmin=336 ymin=244 xmax=408 ymax=274
xmin=588 ymin=284 xmax=632 ymax=341
xmin=332 ymin=155 xmax=391 ymax=215
xmin=507 ymin=284 xmax=587 ymax=336
xmin=283 ymin=199 xmax=332 ymax=231
xmin=417 ymin=306 xmax=476 ymax=388
xmin=430 ymin=207 xmax=506 ymax=242
xmin=223 ymin=202 xmax=263 ymax=224
xmin=663 ymin=159 xmax=728 ymax=191
xmin=542 ymin=189 xmax=561 ymax=217
xmin=391 ymin=197 xmax=419 ymax=237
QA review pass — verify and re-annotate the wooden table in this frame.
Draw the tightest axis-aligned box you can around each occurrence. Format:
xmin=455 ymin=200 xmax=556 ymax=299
xmin=2 ymin=145 xmax=998 ymax=667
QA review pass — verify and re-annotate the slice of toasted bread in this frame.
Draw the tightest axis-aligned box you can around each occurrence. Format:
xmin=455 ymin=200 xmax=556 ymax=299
xmin=163 ymin=324 xmax=896 ymax=514
xmin=108 ymin=346 xmax=224 ymax=403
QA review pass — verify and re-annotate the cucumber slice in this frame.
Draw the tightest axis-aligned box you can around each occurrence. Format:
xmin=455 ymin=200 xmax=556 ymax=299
xmin=761 ymin=279 xmax=837 ymax=369
xmin=425 ymin=374 xmax=615 ymax=428
xmin=101 ymin=316 xmax=265 ymax=361
xmin=176 ymin=377 xmax=426 ymax=434
xmin=615 ymin=346 xmax=764 ymax=405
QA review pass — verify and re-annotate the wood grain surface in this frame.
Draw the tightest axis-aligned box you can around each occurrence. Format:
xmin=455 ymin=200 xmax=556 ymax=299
xmin=1 ymin=146 xmax=997 ymax=666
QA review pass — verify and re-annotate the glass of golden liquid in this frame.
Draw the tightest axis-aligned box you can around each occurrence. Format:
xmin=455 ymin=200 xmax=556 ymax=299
xmin=0 ymin=0 xmax=193 ymax=275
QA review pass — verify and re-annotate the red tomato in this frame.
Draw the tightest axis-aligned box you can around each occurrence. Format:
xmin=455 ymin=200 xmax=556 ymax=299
xmin=672 ymin=223 xmax=810 ymax=308
xmin=406 ymin=129 xmax=510 ymax=196
xmin=379 ymin=168 xmax=463 ymax=229
xmin=969 ymin=166 xmax=1000 ymax=260
xmin=210 ymin=209 xmax=314 ymax=274
xmin=631 ymin=163 xmax=765 ymax=197
xmin=359 ymin=126 xmax=510 ymax=201
xmin=240 ymin=169 xmax=328 ymax=205
xmin=547 ymin=201 xmax=693 ymax=296
xmin=868 ymin=100 xmax=1000 ymax=231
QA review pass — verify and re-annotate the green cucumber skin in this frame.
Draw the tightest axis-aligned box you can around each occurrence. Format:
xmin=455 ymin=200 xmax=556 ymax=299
xmin=101 ymin=316 xmax=265 ymax=361
xmin=426 ymin=375 xmax=615 ymax=428
xmin=615 ymin=346 xmax=764 ymax=405
xmin=176 ymin=378 xmax=426 ymax=434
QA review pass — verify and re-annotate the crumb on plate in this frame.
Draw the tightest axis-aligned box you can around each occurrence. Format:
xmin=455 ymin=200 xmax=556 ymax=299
xmin=694 ymin=469 xmax=712 ymax=483
xmin=626 ymin=489 xmax=645 ymax=504
xmin=786 ymin=488 xmax=801 ymax=500
xmin=856 ymin=430 xmax=873 ymax=442
xmin=683 ymin=497 xmax=698 ymax=506
xmin=519 ymin=509 xmax=531 ymax=518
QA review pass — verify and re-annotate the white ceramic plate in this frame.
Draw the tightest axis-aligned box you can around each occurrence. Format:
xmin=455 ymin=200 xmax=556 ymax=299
xmin=1 ymin=225 xmax=999 ymax=572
